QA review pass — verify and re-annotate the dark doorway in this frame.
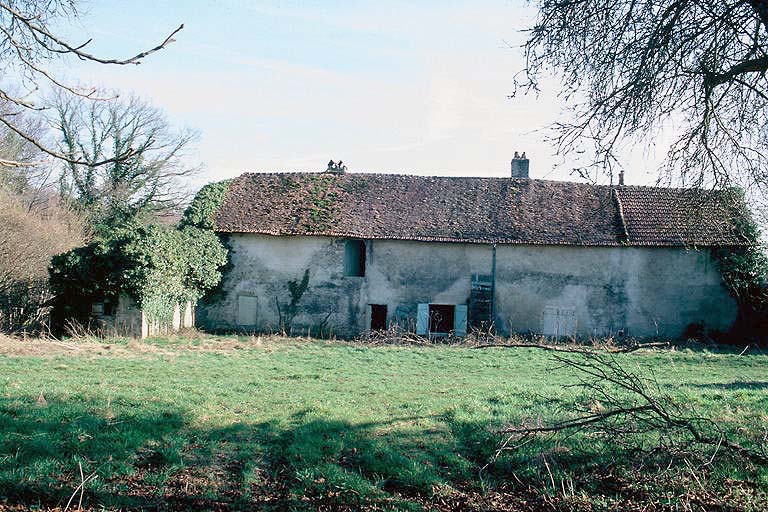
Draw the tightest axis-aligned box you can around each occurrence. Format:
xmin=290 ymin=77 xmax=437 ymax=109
xmin=429 ymin=304 xmax=455 ymax=333
xmin=370 ymin=304 xmax=387 ymax=331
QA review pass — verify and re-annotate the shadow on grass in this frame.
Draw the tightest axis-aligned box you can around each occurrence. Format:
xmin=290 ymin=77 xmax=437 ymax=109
xmin=690 ymin=380 xmax=768 ymax=390
xmin=3 ymin=395 xmax=765 ymax=511
xmin=0 ymin=396 xmax=508 ymax=511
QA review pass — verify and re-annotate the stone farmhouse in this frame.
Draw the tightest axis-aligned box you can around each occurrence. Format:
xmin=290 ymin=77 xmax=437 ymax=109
xmin=198 ymin=156 xmax=748 ymax=339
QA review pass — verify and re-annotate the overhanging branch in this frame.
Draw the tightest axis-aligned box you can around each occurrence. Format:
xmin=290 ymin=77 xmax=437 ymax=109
xmin=0 ymin=115 xmax=135 ymax=167
xmin=704 ymin=55 xmax=768 ymax=88
xmin=0 ymin=2 xmax=184 ymax=66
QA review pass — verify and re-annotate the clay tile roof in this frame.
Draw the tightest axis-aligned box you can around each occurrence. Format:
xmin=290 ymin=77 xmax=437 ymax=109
xmin=214 ymin=172 xmax=750 ymax=247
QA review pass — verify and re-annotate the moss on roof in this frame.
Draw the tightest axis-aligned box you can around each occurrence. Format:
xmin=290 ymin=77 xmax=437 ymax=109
xmin=214 ymin=172 xmax=749 ymax=247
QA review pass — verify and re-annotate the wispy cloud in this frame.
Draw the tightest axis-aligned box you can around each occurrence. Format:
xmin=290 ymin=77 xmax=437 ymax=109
xmin=45 ymin=0 xmax=652 ymax=185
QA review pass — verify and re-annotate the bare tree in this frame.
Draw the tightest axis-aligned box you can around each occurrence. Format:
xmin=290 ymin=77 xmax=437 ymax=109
xmin=0 ymin=103 xmax=43 ymax=188
xmin=521 ymin=0 xmax=768 ymax=219
xmin=54 ymin=93 xmax=199 ymax=227
xmin=0 ymin=0 xmax=182 ymax=167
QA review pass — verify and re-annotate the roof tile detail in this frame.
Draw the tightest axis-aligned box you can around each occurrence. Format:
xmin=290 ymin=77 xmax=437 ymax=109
xmin=215 ymin=172 xmax=748 ymax=247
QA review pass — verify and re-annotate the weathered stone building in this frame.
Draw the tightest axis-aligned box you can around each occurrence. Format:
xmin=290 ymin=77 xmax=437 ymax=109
xmin=87 ymin=295 xmax=195 ymax=339
xmin=198 ymin=160 xmax=748 ymax=339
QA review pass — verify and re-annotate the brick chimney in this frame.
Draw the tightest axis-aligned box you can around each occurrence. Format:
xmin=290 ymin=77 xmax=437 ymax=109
xmin=511 ymin=152 xmax=529 ymax=178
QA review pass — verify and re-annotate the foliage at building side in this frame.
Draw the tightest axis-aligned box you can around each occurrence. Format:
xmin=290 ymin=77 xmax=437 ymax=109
xmin=49 ymin=181 xmax=231 ymax=328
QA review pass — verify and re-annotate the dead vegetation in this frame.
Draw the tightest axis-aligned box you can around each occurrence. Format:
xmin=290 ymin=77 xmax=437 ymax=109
xmin=358 ymin=324 xmax=439 ymax=345
xmin=0 ymin=189 xmax=87 ymax=334
xmin=359 ymin=324 xmax=671 ymax=351
xmin=0 ymin=330 xmax=312 ymax=359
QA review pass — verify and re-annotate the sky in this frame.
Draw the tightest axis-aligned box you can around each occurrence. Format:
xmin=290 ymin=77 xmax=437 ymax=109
xmin=49 ymin=0 xmax=664 ymax=188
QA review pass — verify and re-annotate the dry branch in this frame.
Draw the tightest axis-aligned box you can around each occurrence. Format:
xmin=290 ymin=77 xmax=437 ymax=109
xmin=491 ymin=351 xmax=768 ymax=470
xmin=521 ymin=0 xmax=768 ymax=223
xmin=0 ymin=1 xmax=183 ymax=167
xmin=472 ymin=341 xmax=670 ymax=354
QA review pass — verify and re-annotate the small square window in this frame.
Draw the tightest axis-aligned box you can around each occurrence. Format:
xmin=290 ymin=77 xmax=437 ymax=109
xmin=417 ymin=303 xmax=467 ymax=336
xmin=344 ymin=239 xmax=366 ymax=277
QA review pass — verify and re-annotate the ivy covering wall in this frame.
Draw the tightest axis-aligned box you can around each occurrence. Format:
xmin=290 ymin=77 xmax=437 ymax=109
xmin=49 ymin=180 xmax=232 ymax=329
xmin=713 ymin=220 xmax=768 ymax=309
xmin=711 ymin=193 xmax=768 ymax=338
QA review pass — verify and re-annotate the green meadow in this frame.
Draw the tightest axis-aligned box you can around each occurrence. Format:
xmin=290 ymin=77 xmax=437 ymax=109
xmin=0 ymin=335 xmax=766 ymax=511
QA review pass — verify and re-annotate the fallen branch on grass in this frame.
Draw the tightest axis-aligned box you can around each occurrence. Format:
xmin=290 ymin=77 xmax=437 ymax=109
xmin=473 ymin=341 xmax=670 ymax=353
xmin=501 ymin=404 xmax=655 ymax=435
xmin=491 ymin=351 xmax=768 ymax=470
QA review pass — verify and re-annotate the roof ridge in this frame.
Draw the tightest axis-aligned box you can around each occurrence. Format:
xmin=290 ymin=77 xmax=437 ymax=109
xmin=236 ymin=171 xmax=730 ymax=193
xmin=236 ymin=171 xmax=618 ymax=190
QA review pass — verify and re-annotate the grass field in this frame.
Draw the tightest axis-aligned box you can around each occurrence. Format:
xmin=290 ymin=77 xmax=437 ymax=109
xmin=0 ymin=334 xmax=766 ymax=511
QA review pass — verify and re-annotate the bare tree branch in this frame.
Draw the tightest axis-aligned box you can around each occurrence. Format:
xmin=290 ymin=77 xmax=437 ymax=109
xmin=0 ymin=3 xmax=183 ymax=66
xmin=0 ymin=113 xmax=135 ymax=166
xmin=53 ymin=92 xmax=199 ymax=226
xmin=523 ymin=0 xmax=768 ymax=222
xmin=472 ymin=341 xmax=670 ymax=353
xmin=490 ymin=351 xmax=768 ymax=471
xmin=0 ymin=1 xmax=183 ymax=168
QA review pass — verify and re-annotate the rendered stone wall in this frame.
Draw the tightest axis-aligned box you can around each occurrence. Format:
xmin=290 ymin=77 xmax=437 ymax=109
xmin=197 ymin=234 xmax=737 ymax=339
xmin=97 ymin=295 xmax=195 ymax=339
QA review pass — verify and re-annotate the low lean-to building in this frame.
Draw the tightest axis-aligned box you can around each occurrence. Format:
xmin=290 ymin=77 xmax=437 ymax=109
xmin=198 ymin=157 xmax=748 ymax=339
xmin=84 ymin=294 xmax=195 ymax=339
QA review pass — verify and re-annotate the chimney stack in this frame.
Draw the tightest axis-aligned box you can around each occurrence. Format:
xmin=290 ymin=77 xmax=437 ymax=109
xmin=511 ymin=151 xmax=529 ymax=178
xmin=326 ymin=159 xmax=347 ymax=174
xmin=618 ymin=170 xmax=625 ymax=186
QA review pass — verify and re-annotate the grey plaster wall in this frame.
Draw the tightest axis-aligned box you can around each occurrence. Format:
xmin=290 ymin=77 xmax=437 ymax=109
xmin=197 ymin=234 xmax=737 ymax=339
xmin=97 ymin=295 xmax=194 ymax=339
